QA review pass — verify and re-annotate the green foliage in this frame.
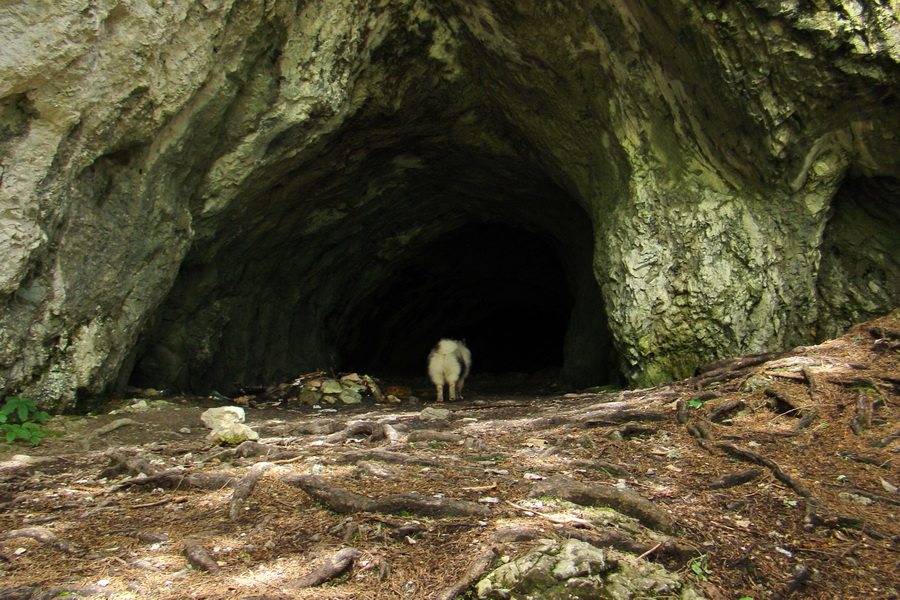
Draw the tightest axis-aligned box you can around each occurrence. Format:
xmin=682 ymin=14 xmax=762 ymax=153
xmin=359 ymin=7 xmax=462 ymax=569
xmin=0 ymin=396 xmax=50 ymax=445
xmin=687 ymin=554 xmax=712 ymax=581
xmin=687 ymin=397 xmax=706 ymax=409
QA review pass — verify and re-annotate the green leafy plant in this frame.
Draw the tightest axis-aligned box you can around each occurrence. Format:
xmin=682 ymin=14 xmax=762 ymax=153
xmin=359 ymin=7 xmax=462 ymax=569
xmin=687 ymin=397 xmax=706 ymax=409
xmin=687 ymin=554 xmax=712 ymax=581
xmin=0 ymin=396 xmax=50 ymax=445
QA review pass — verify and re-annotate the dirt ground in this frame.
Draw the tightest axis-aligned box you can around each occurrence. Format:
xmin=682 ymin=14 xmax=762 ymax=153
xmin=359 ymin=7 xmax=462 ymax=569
xmin=0 ymin=315 xmax=898 ymax=600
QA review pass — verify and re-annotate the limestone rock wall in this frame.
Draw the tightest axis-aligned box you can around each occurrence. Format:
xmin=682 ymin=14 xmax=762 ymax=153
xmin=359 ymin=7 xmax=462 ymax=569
xmin=1 ymin=0 xmax=899 ymax=409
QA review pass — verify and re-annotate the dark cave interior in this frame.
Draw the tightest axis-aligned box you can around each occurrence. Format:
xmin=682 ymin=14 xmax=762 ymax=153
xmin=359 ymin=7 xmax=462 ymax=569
xmin=338 ymin=222 xmax=575 ymax=378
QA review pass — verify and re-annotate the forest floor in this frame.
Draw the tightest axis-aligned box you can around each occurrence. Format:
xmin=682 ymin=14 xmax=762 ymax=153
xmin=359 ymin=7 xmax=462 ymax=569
xmin=0 ymin=314 xmax=898 ymax=600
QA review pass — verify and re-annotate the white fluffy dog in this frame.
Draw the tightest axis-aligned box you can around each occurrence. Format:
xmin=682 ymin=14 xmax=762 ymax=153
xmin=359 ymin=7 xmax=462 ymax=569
xmin=427 ymin=339 xmax=472 ymax=402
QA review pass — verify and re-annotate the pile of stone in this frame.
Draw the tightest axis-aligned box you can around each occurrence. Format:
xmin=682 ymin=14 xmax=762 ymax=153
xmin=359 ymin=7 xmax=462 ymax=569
xmin=201 ymin=406 xmax=260 ymax=445
xmin=295 ymin=373 xmax=403 ymax=406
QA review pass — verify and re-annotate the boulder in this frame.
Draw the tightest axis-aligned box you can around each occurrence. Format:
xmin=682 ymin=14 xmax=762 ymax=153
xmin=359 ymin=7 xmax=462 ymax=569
xmin=476 ymin=539 xmax=699 ymax=600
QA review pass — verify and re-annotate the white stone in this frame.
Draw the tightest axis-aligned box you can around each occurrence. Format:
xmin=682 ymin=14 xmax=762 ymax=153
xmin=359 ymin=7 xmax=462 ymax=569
xmin=200 ymin=406 xmax=245 ymax=429
xmin=420 ymin=407 xmax=450 ymax=421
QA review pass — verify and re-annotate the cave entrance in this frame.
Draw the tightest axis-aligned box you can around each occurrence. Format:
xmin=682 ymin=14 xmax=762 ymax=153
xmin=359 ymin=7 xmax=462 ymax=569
xmin=338 ymin=222 xmax=574 ymax=381
xmin=817 ymin=175 xmax=900 ymax=339
xmin=126 ymin=119 xmax=623 ymax=395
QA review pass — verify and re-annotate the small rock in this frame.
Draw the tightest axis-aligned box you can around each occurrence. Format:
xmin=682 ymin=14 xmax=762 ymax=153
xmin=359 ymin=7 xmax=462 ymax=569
xmin=201 ymin=406 xmax=245 ymax=429
xmin=838 ymin=492 xmax=873 ymax=506
xmin=298 ymin=387 xmax=322 ymax=404
xmin=420 ymin=407 xmax=450 ymax=421
xmin=384 ymin=385 xmax=412 ymax=399
xmin=207 ymin=423 xmax=259 ymax=445
xmin=741 ymin=374 xmax=773 ymax=393
xmin=179 ymin=427 xmax=192 ymax=434
xmin=339 ymin=388 xmax=363 ymax=404
xmin=321 ymin=379 xmax=344 ymax=394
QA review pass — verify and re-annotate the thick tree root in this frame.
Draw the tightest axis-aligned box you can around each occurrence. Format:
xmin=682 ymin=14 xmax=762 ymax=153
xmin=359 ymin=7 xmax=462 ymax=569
xmin=716 ymin=443 xmax=813 ymax=498
xmin=708 ymin=469 xmax=764 ymax=489
xmin=850 ymin=389 xmax=874 ymax=435
xmin=561 ymin=527 xmax=698 ymax=563
xmin=706 ymin=398 xmax=745 ymax=423
xmin=769 ymin=564 xmax=812 ymax=600
xmin=184 ymin=539 xmax=221 ymax=573
xmin=870 ymin=428 xmax=900 ymax=448
xmin=0 ymin=527 xmax=80 ymax=555
xmin=528 ymin=475 xmax=676 ymax=533
xmin=281 ymin=474 xmax=490 ymax=517
xmin=120 ymin=469 xmax=236 ymax=490
xmin=0 ymin=584 xmax=105 ymax=600
xmin=229 ymin=461 xmax=275 ymax=521
xmin=104 ymin=449 xmax=236 ymax=490
xmin=288 ymin=547 xmax=362 ymax=588
xmin=332 ymin=448 xmax=448 ymax=468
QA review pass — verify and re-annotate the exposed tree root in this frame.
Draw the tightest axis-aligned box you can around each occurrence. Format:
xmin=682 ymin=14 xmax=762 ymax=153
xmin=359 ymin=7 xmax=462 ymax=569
xmin=715 ymin=443 xmax=813 ymax=498
xmin=119 ymin=468 xmax=236 ymax=490
xmin=561 ymin=527 xmax=699 ymax=564
xmin=850 ymin=389 xmax=874 ymax=435
xmin=769 ymin=563 xmax=812 ymax=600
xmin=695 ymin=352 xmax=789 ymax=377
xmin=103 ymin=449 xmax=236 ymax=490
xmin=0 ymin=528 xmax=79 ymax=556
xmin=288 ymin=547 xmax=362 ymax=588
xmin=229 ymin=461 xmax=275 ymax=521
xmin=706 ymin=398 xmax=745 ymax=423
xmin=183 ymin=539 xmax=221 ymax=573
xmin=0 ymin=584 xmax=105 ymax=600
xmin=356 ymin=460 xmax=402 ymax=480
xmin=281 ymin=474 xmax=490 ymax=517
xmin=528 ymin=474 xmax=676 ymax=533
xmin=869 ymin=427 xmax=900 ymax=448
xmin=685 ymin=420 xmax=716 ymax=453
xmin=792 ymin=406 xmax=819 ymax=432
xmin=708 ymin=469 xmax=764 ymax=489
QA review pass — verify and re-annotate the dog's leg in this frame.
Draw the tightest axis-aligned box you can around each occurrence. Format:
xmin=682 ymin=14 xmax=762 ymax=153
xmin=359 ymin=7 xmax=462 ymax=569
xmin=435 ymin=383 xmax=444 ymax=402
xmin=448 ymin=381 xmax=457 ymax=401
xmin=457 ymin=377 xmax=465 ymax=400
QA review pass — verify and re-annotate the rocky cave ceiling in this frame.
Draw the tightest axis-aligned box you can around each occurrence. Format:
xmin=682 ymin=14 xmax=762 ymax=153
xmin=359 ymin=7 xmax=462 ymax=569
xmin=1 ymin=0 xmax=899 ymax=410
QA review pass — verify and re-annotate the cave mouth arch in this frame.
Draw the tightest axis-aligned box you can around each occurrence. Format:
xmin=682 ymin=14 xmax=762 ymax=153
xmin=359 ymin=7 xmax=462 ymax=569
xmin=337 ymin=221 xmax=577 ymax=381
xmin=125 ymin=110 xmax=624 ymax=395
